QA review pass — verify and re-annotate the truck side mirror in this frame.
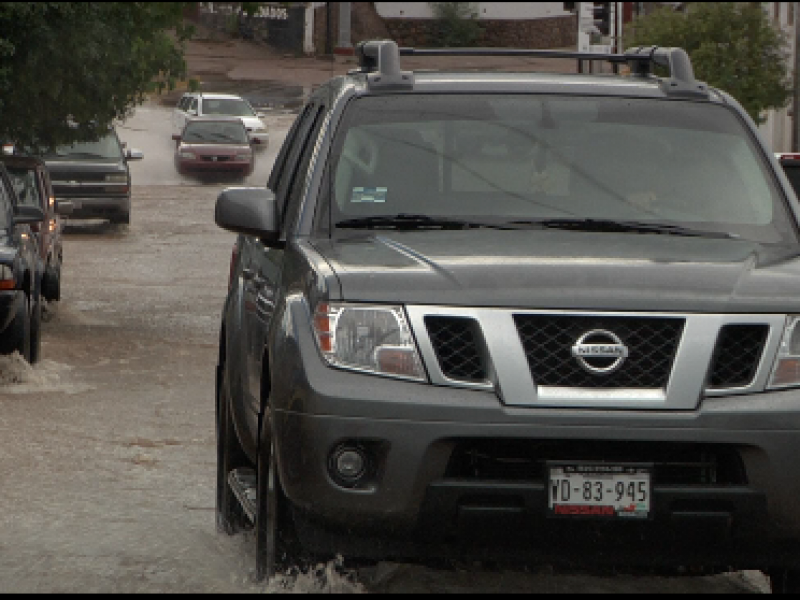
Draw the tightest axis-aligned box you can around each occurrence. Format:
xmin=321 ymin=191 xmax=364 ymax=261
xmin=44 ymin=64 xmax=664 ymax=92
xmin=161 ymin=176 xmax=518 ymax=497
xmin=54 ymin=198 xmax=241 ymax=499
xmin=215 ymin=187 xmax=282 ymax=248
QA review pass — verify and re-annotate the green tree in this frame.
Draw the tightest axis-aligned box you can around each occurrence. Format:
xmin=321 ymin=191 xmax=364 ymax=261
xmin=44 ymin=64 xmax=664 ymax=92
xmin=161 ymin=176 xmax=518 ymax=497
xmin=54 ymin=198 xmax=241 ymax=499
xmin=429 ymin=2 xmax=481 ymax=48
xmin=0 ymin=2 xmax=194 ymax=151
xmin=624 ymin=2 xmax=792 ymax=125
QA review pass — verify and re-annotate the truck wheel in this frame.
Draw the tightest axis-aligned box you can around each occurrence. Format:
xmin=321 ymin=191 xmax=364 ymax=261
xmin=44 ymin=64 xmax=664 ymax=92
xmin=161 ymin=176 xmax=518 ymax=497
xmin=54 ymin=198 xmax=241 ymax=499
xmin=215 ymin=361 xmax=250 ymax=535
xmin=0 ymin=292 xmax=31 ymax=362
xmin=255 ymin=415 xmax=301 ymax=581
xmin=111 ymin=213 xmax=130 ymax=226
xmin=28 ymin=293 xmax=41 ymax=364
xmin=768 ymin=569 xmax=800 ymax=594
xmin=42 ymin=264 xmax=61 ymax=302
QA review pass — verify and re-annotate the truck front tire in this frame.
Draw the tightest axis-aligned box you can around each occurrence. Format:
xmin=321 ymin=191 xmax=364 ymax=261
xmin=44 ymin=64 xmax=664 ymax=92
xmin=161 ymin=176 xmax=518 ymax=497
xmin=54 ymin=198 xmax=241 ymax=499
xmin=215 ymin=361 xmax=250 ymax=535
xmin=0 ymin=292 xmax=31 ymax=362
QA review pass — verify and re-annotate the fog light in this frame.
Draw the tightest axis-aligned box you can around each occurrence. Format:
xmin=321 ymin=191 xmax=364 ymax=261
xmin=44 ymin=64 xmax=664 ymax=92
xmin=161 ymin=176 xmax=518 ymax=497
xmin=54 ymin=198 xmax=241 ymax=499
xmin=329 ymin=444 xmax=368 ymax=486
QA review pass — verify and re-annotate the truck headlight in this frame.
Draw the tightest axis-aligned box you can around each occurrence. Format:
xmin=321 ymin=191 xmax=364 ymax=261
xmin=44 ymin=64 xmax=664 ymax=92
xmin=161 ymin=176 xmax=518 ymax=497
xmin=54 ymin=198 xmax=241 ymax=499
xmin=768 ymin=315 xmax=800 ymax=388
xmin=105 ymin=174 xmax=127 ymax=183
xmin=179 ymin=151 xmax=196 ymax=160
xmin=312 ymin=302 xmax=426 ymax=381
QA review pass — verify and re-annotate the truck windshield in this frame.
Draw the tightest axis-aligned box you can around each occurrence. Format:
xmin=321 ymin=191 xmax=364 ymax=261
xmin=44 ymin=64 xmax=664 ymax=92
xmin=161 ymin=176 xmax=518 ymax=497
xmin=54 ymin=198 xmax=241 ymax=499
xmin=202 ymin=98 xmax=256 ymax=117
xmin=45 ymin=131 xmax=122 ymax=159
xmin=328 ymin=95 xmax=796 ymax=244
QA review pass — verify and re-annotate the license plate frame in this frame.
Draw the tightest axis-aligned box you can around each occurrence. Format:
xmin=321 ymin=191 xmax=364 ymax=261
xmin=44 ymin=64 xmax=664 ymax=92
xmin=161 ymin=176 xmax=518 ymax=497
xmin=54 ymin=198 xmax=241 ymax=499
xmin=547 ymin=462 xmax=653 ymax=520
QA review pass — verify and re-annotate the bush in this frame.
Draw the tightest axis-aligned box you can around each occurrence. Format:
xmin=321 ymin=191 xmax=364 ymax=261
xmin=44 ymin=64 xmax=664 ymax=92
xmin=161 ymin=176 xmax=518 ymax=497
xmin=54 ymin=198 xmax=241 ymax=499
xmin=624 ymin=3 xmax=792 ymax=124
xmin=429 ymin=2 xmax=481 ymax=47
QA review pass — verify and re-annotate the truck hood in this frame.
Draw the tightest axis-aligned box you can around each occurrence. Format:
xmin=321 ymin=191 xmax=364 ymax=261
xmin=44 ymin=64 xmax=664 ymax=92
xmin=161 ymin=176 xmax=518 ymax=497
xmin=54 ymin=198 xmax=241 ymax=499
xmin=312 ymin=230 xmax=800 ymax=313
xmin=44 ymin=158 xmax=125 ymax=178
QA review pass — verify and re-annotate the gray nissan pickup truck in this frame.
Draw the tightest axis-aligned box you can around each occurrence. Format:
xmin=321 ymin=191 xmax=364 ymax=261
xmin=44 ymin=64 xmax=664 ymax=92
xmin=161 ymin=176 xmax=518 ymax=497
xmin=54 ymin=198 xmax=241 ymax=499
xmin=214 ymin=42 xmax=800 ymax=590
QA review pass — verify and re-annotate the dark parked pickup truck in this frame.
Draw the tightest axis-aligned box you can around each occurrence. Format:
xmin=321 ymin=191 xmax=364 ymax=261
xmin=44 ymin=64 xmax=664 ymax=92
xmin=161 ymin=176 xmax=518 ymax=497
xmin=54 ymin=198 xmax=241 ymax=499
xmin=214 ymin=42 xmax=800 ymax=591
xmin=40 ymin=127 xmax=142 ymax=226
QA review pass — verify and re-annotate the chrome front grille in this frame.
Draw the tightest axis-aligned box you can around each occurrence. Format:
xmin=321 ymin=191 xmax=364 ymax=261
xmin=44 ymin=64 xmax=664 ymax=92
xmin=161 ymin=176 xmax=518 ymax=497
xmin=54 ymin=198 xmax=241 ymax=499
xmin=405 ymin=306 xmax=784 ymax=410
xmin=513 ymin=315 xmax=684 ymax=389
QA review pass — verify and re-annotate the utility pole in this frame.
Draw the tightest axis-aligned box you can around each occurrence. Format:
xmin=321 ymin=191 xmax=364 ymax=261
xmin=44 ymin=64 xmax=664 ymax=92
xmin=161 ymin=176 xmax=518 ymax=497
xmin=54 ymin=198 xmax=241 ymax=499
xmin=794 ymin=2 xmax=800 ymax=151
xmin=337 ymin=2 xmax=352 ymax=53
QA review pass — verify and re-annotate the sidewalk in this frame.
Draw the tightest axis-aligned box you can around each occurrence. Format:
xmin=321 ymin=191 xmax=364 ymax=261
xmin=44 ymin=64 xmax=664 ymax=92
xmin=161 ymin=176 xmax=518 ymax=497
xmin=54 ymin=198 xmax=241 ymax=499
xmin=174 ymin=25 xmax=581 ymax=98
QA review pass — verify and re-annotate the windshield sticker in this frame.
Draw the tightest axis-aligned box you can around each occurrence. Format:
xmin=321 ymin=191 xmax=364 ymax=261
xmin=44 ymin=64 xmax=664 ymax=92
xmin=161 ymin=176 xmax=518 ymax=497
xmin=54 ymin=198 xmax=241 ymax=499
xmin=351 ymin=187 xmax=387 ymax=203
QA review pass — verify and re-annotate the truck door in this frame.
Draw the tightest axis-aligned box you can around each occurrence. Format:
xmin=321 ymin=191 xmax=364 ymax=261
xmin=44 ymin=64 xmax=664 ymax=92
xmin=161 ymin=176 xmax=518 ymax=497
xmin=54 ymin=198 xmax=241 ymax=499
xmin=241 ymin=103 xmax=326 ymax=411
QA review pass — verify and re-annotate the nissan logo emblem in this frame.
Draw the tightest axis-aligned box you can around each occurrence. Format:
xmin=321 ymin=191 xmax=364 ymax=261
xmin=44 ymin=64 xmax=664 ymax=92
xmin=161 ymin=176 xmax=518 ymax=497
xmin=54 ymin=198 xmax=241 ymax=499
xmin=571 ymin=329 xmax=629 ymax=375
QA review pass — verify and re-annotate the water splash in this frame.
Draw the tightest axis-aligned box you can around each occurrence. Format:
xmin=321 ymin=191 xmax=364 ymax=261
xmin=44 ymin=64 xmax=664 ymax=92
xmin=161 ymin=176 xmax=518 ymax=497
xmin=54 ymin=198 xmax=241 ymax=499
xmin=264 ymin=556 xmax=365 ymax=594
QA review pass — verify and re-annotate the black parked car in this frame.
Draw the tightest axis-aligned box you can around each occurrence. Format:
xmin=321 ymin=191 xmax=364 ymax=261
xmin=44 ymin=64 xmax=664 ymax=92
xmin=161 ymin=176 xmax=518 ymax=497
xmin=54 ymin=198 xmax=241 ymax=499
xmin=214 ymin=41 xmax=800 ymax=591
xmin=1 ymin=155 xmax=71 ymax=302
xmin=39 ymin=127 xmax=143 ymax=225
xmin=0 ymin=163 xmax=45 ymax=363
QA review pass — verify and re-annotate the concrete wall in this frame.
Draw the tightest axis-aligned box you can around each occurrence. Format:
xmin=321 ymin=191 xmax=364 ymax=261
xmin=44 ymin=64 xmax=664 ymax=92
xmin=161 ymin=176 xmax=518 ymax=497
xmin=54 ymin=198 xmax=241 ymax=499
xmin=375 ymin=2 xmax=572 ymax=20
xmin=314 ymin=2 xmax=576 ymax=52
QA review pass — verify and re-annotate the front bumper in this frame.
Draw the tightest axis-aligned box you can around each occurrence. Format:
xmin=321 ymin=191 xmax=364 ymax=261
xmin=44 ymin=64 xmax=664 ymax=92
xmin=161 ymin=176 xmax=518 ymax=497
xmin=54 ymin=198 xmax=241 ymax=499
xmin=177 ymin=159 xmax=252 ymax=174
xmin=58 ymin=196 xmax=130 ymax=219
xmin=269 ymin=306 xmax=800 ymax=568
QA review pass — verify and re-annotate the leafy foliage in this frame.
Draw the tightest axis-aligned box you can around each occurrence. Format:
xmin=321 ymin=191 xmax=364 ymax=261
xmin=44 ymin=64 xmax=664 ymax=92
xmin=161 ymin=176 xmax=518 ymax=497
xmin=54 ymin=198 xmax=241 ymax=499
xmin=0 ymin=2 xmax=194 ymax=151
xmin=429 ymin=2 xmax=481 ymax=48
xmin=624 ymin=3 xmax=792 ymax=124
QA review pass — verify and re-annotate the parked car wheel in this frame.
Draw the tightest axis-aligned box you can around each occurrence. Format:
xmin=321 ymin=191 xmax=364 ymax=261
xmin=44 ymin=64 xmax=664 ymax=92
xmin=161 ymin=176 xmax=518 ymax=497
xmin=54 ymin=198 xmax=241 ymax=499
xmin=0 ymin=292 xmax=31 ymax=362
xmin=42 ymin=264 xmax=61 ymax=302
xmin=28 ymin=291 xmax=41 ymax=364
xmin=768 ymin=569 xmax=800 ymax=594
xmin=255 ymin=415 xmax=301 ymax=581
xmin=215 ymin=360 xmax=250 ymax=535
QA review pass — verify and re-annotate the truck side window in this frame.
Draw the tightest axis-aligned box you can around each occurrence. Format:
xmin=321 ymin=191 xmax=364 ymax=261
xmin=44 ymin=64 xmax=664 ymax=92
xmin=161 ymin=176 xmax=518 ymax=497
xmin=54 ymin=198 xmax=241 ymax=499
xmin=283 ymin=106 xmax=326 ymax=237
xmin=275 ymin=104 xmax=323 ymax=224
xmin=267 ymin=104 xmax=311 ymax=194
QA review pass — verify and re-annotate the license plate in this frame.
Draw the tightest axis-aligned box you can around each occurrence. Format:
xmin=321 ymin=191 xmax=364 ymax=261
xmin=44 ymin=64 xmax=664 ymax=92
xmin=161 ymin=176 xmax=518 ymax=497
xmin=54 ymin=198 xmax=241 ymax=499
xmin=547 ymin=462 xmax=652 ymax=519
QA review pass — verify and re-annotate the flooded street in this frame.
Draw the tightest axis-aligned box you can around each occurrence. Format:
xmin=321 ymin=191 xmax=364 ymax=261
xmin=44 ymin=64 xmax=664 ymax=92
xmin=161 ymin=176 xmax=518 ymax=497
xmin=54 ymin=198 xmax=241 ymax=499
xmin=0 ymin=93 xmax=773 ymax=593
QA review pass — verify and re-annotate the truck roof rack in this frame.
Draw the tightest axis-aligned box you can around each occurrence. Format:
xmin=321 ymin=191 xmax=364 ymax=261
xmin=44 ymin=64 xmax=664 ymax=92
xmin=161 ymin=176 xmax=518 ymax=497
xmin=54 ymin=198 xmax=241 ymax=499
xmin=353 ymin=41 xmax=709 ymax=99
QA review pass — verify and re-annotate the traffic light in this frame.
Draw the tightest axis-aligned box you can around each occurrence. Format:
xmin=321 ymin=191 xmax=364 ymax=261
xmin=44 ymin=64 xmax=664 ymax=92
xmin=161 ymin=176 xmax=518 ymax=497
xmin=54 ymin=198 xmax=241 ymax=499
xmin=592 ymin=2 xmax=611 ymax=36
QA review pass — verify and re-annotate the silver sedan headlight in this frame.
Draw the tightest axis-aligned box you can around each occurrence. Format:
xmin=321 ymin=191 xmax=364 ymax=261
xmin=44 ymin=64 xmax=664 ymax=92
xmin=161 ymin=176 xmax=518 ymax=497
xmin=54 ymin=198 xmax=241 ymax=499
xmin=312 ymin=302 xmax=426 ymax=382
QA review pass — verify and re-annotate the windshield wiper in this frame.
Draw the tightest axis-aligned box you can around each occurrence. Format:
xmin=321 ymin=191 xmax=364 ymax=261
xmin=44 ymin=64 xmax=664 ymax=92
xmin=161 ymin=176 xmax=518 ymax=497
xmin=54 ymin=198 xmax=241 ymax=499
xmin=58 ymin=151 xmax=107 ymax=159
xmin=335 ymin=214 xmax=520 ymax=231
xmin=509 ymin=218 xmax=739 ymax=239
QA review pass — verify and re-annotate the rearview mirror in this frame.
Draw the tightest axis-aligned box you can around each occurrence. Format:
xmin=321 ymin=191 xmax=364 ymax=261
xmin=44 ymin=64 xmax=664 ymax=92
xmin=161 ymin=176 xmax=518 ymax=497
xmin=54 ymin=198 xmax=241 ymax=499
xmin=126 ymin=148 xmax=144 ymax=160
xmin=171 ymin=134 xmax=181 ymax=141
xmin=13 ymin=204 xmax=44 ymax=224
xmin=215 ymin=187 xmax=282 ymax=247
